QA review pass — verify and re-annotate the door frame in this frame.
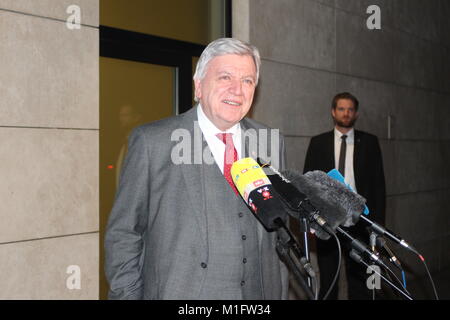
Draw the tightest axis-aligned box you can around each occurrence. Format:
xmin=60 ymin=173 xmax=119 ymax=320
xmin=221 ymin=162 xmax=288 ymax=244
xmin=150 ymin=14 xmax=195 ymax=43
xmin=100 ymin=26 xmax=206 ymax=114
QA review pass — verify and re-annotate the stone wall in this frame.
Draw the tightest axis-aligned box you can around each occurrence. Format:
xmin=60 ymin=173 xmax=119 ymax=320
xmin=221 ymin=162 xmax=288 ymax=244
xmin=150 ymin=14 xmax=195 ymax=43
xmin=234 ymin=0 xmax=450 ymax=299
xmin=0 ymin=0 xmax=99 ymax=299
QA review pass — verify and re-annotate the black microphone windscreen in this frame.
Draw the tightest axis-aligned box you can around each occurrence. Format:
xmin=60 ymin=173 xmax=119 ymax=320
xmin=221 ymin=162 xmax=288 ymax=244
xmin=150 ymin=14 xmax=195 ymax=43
xmin=282 ymin=169 xmax=365 ymax=229
xmin=278 ymin=169 xmax=345 ymax=240
xmin=303 ymin=170 xmax=366 ymax=227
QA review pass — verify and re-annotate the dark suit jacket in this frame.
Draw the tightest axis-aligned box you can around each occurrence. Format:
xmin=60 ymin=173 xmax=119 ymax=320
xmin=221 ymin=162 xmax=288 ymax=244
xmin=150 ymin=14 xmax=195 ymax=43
xmin=303 ymin=130 xmax=386 ymax=237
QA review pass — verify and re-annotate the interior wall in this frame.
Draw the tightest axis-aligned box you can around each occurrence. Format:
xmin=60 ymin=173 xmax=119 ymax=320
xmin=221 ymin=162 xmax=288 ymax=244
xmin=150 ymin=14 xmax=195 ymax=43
xmin=0 ymin=0 xmax=99 ymax=298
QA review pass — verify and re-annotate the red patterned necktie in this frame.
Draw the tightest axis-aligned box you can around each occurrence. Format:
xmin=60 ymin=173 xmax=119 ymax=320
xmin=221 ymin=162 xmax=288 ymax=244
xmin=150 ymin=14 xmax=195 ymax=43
xmin=216 ymin=133 xmax=239 ymax=195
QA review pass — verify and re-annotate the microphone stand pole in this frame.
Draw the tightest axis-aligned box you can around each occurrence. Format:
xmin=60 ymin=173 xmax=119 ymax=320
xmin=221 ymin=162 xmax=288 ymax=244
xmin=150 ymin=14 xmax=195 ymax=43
xmin=369 ymin=231 xmax=378 ymax=300
xmin=299 ymin=216 xmax=312 ymax=288
xmin=274 ymin=218 xmax=317 ymax=300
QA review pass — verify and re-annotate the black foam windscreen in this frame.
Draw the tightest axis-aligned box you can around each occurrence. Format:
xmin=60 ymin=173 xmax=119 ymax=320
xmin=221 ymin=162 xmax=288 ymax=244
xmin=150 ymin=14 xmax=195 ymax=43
xmin=302 ymin=170 xmax=366 ymax=226
xmin=280 ymin=169 xmax=366 ymax=239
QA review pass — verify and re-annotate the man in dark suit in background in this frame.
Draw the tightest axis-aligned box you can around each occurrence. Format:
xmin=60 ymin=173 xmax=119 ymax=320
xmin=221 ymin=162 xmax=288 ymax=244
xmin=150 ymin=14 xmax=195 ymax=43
xmin=304 ymin=92 xmax=386 ymax=300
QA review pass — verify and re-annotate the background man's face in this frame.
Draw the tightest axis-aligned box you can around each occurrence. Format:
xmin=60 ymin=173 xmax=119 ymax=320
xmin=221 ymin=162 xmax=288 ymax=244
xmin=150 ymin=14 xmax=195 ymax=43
xmin=118 ymin=105 xmax=142 ymax=132
xmin=332 ymin=98 xmax=358 ymax=128
xmin=194 ymin=54 xmax=257 ymax=131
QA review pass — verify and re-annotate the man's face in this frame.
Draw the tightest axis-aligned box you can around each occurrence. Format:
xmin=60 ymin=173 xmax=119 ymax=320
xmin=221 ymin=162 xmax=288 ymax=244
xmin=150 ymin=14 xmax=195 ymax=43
xmin=332 ymin=98 xmax=358 ymax=128
xmin=194 ymin=54 xmax=257 ymax=131
xmin=119 ymin=105 xmax=142 ymax=131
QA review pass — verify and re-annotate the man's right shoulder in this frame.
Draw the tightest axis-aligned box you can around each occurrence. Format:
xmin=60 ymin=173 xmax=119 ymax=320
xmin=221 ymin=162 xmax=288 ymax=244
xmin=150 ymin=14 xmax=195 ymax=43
xmin=309 ymin=131 xmax=333 ymax=143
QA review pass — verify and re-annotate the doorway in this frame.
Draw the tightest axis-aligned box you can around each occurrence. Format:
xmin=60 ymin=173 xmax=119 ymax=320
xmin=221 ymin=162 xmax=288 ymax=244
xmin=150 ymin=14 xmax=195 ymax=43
xmin=99 ymin=0 xmax=231 ymax=299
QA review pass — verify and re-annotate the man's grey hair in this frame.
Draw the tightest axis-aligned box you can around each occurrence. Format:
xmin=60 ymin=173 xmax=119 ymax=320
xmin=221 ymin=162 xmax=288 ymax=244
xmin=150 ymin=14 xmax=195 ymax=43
xmin=193 ymin=38 xmax=261 ymax=101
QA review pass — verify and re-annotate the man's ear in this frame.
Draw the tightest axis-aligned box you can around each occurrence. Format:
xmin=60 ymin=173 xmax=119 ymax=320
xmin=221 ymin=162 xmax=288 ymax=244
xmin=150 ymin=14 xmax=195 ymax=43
xmin=194 ymin=79 xmax=202 ymax=101
xmin=331 ymin=108 xmax=336 ymax=118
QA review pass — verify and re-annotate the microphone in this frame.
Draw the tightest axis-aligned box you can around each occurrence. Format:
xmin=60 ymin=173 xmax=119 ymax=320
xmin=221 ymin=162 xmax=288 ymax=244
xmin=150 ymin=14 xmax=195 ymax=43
xmin=230 ymin=158 xmax=288 ymax=231
xmin=319 ymin=169 xmax=418 ymax=255
xmin=283 ymin=167 xmax=417 ymax=255
xmin=275 ymin=168 xmax=364 ymax=239
xmin=297 ymin=170 xmax=365 ymax=227
xmin=262 ymin=166 xmax=417 ymax=298
xmin=335 ymin=226 xmax=390 ymax=270
xmin=376 ymin=237 xmax=403 ymax=270
xmin=257 ymin=164 xmax=407 ymax=295
xmin=246 ymin=162 xmax=410 ymax=269
xmin=370 ymin=231 xmax=378 ymax=253
xmin=359 ymin=215 xmax=418 ymax=255
xmin=231 ymin=158 xmax=319 ymax=293
xmin=258 ymin=164 xmax=343 ymax=240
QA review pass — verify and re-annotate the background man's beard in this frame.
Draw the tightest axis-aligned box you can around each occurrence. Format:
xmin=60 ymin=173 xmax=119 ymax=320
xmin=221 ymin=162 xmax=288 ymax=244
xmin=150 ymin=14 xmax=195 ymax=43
xmin=334 ymin=118 xmax=357 ymax=128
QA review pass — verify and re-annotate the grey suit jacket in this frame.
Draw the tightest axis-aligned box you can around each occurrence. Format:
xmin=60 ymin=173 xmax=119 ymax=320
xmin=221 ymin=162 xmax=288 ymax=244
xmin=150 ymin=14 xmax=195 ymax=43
xmin=104 ymin=106 xmax=289 ymax=300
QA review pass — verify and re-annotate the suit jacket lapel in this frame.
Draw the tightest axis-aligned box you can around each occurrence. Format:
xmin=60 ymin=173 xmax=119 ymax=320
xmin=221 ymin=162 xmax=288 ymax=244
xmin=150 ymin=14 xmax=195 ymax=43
xmin=239 ymin=118 xmax=268 ymax=249
xmin=179 ymin=107 xmax=208 ymax=249
xmin=327 ymin=130 xmax=335 ymax=170
xmin=353 ymin=130 xmax=362 ymax=189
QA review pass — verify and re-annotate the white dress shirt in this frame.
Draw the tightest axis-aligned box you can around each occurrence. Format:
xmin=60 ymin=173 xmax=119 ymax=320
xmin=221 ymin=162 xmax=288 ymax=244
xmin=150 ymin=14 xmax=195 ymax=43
xmin=197 ymin=104 xmax=242 ymax=174
xmin=334 ymin=127 xmax=357 ymax=192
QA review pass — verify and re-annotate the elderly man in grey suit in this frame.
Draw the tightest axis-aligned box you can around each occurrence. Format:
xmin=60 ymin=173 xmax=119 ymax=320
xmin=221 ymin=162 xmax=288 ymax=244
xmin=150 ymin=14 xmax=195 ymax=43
xmin=105 ymin=38 xmax=289 ymax=300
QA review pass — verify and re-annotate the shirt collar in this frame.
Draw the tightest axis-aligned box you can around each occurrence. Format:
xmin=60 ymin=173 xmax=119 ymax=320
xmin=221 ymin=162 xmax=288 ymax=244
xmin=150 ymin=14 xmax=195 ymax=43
xmin=334 ymin=127 xmax=354 ymax=142
xmin=197 ymin=103 xmax=240 ymax=138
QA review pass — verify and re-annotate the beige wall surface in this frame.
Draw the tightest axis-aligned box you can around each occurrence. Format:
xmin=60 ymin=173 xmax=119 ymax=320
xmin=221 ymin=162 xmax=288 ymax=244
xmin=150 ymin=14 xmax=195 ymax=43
xmin=0 ymin=1 xmax=99 ymax=299
xmin=0 ymin=233 xmax=99 ymax=300
xmin=0 ymin=10 xmax=98 ymax=129
xmin=0 ymin=0 xmax=98 ymax=26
